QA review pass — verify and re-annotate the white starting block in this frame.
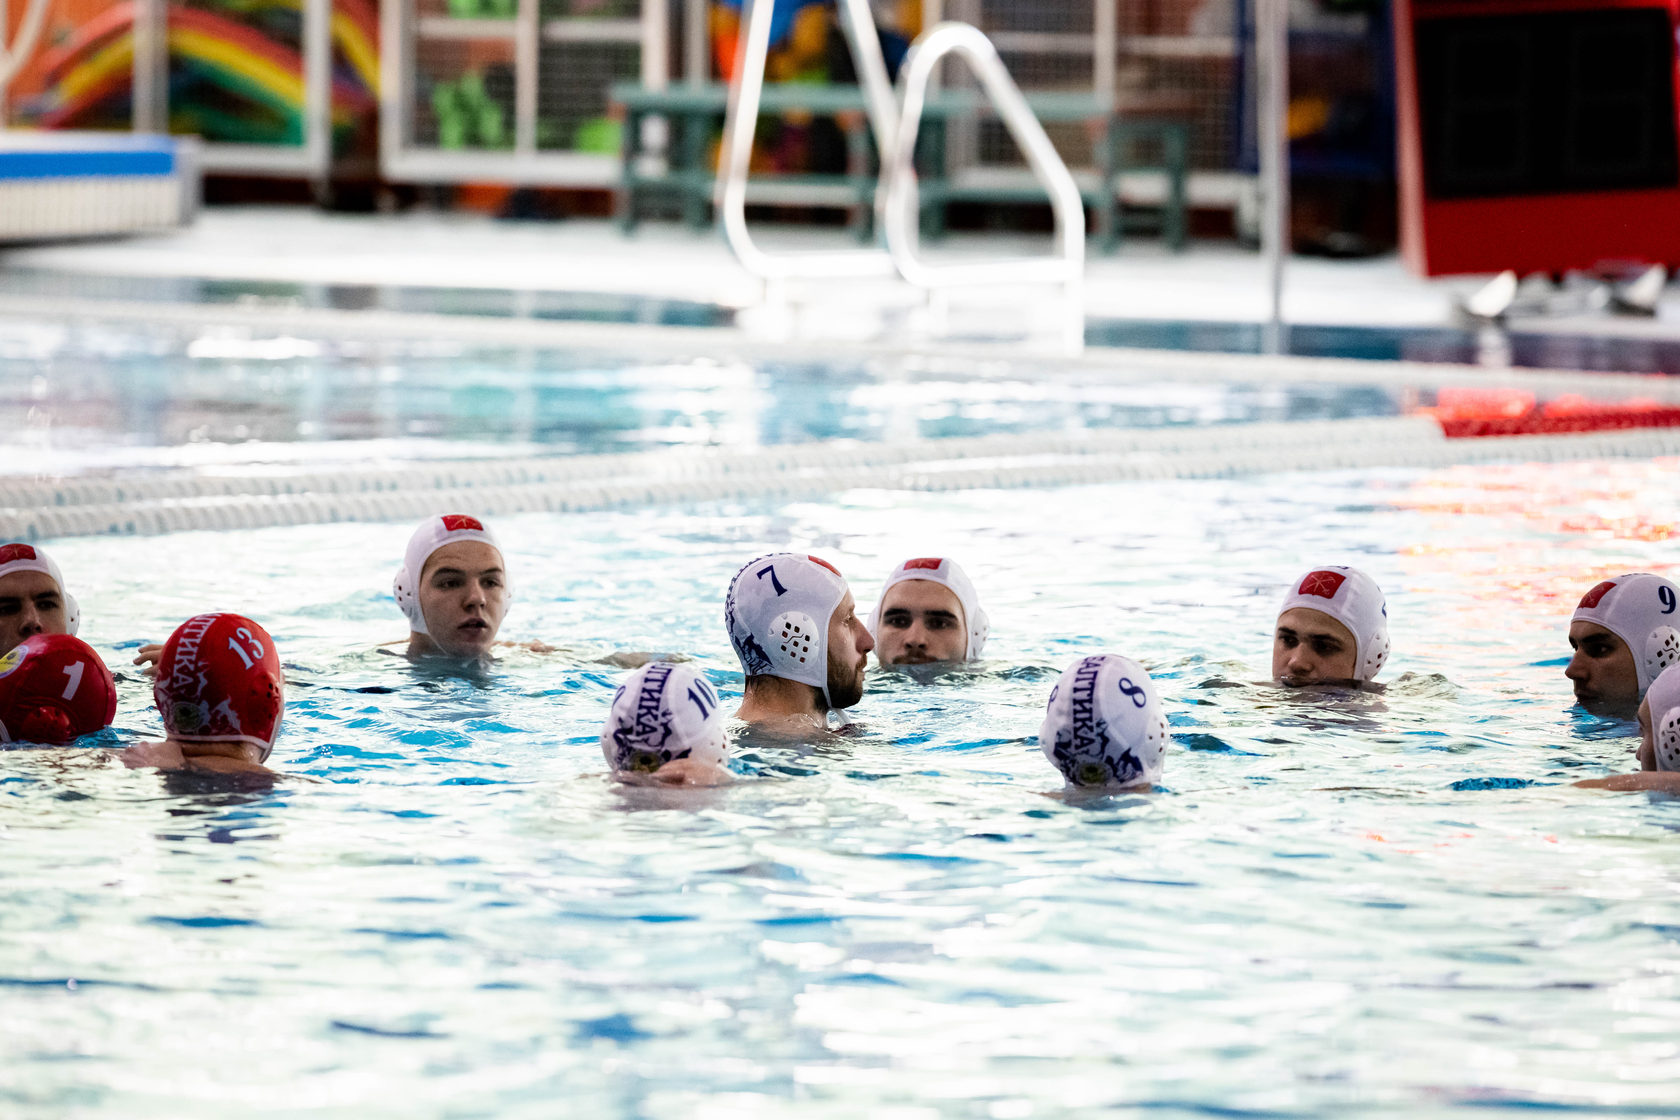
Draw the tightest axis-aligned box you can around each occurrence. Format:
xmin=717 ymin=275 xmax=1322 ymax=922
xmin=0 ymin=131 xmax=199 ymax=244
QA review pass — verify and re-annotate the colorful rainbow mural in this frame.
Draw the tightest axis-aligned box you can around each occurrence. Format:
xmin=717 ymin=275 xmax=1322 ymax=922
xmin=30 ymin=0 xmax=377 ymax=142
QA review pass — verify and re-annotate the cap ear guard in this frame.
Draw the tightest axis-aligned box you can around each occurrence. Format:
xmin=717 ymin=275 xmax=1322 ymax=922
xmin=771 ymin=611 xmax=820 ymax=668
xmin=1657 ymin=710 xmax=1680 ymax=772
xmin=1646 ymin=627 xmax=1680 ymax=684
xmin=1364 ymin=631 xmax=1390 ymax=680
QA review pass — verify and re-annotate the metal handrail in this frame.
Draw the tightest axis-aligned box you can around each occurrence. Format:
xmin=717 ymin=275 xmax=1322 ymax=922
xmin=716 ymin=0 xmax=899 ymax=280
xmin=716 ymin=0 xmax=1086 ymax=349
xmin=880 ymin=22 xmax=1085 ymax=294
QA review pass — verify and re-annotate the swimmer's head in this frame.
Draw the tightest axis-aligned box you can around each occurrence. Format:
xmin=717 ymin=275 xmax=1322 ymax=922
xmin=867 ymin=556 xmax=989 ymax=665
xmin=724 ymin=553 xmax=872 ymax=709
xmin=601 ymin=663 xmax=728 ymax=773
xmin=1040 ymin=654 xmax=1169 ymax=790
xmin=393 ymin=514 xmax=508 ymax=658
xmin=1567 ymin=574 xmax=1680 ymax=710
xmin=154 ymin=613 xmax=284 ymax=762
xmin=0 ymin=634 xmax=116 ymax=745
xmin=1272 ymin=566 xmax=1389 ymax=686
xmin=0 ymin=543 xmax=80 ymax=656
xmin=1643 ymin=665 xmax=1680 ymax=772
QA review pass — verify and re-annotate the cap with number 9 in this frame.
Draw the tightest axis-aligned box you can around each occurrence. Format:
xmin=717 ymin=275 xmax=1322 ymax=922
xmin=154 ymin=613 xmax=284 ymax=761
xmin=0 ymin=634 xmax=117 ymax=745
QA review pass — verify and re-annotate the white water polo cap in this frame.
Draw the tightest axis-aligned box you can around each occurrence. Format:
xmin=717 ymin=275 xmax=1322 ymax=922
xmin=0 ymin=543 xmax=80 ymax=636
xmin=601 ymin=662 xmax=729 ymax=773
xmin=1647 ymin=664 xmax=1680 ymax=772
xmin=1040 ymin=654 xmax=1169 ymax=789
xmin=1278 ymin=565 xmax=1390 ymax=681
xmin=866 ymin=556 xmax=990 ymax=660
xmin=393 ymin=514 xmax=505 ymax=636
xmin=1571 ymin=573 xmax=1680 ymax=695
xmin=724 ymin=552 xmax=849 ymax=702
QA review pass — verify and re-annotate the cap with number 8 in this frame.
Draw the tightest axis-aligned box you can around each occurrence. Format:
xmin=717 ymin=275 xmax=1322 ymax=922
xmin=154 ymin=613 xmax=285 ymax=761
xmin=0 ymin=633 xmax=117 ymax=745
xmin=1039 ymin=654 xmax=1170 ymax=790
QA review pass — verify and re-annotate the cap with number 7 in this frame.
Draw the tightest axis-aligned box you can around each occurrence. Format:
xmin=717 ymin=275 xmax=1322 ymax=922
xmin=0 ymin=634 xmax=117 ymax=744
xmin=154 ymin=614 xmax=285 ymax=761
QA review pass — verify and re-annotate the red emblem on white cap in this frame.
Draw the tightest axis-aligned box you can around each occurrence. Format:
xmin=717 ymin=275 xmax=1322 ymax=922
xmin=1578 ymin=580 xmax=1616 ymax=610
xmin=1297 ymin=570 xmax=1348 ymax=599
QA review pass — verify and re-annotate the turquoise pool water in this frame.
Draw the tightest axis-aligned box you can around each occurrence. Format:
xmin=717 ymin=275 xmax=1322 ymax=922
xmin=0 ymin=319 xmax=1409 ymax=472
xmin=4 ymin=453 xmax=1678 ymax=1116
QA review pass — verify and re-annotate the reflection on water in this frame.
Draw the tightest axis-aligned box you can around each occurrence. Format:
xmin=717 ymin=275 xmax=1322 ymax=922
xmin=0 ymin=320 xmax=1412 ymax=475
xmin=3 ymin=459 xmax=1678 ymax=1114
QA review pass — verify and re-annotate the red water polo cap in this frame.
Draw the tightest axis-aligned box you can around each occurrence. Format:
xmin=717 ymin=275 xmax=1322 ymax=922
xmin=154 ymin=613 xmax=285 ymax=761
xmin=0 ymin=634 xmax=117 ymax=745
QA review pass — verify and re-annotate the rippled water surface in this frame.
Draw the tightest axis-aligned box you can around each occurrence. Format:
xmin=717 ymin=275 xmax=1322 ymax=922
xmin=4 ymin=455 xmax=1678 ymax=1117
xmin=0 ymin=321 xmax=1409 ymax=473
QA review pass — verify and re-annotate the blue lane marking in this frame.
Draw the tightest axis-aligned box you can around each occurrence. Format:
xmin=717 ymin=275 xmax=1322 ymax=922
xmin=0 ymin=150 xmax=176 ymax=180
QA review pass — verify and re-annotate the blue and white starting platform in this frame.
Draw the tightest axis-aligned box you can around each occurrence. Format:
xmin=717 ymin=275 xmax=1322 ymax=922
xmin=0 ymin=131 xmax=199 ymax=244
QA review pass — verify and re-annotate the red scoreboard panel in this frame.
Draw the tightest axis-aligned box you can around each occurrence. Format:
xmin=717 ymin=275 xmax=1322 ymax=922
xmin=1395 ymin=0 xmax=1680 ymax=276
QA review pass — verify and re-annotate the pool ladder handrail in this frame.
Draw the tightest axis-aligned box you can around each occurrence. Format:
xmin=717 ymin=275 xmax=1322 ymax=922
xmin=716 ymin=0 xmax=901 ymax=281
xmin=717 ymin=0 xmax=1084 ymax=313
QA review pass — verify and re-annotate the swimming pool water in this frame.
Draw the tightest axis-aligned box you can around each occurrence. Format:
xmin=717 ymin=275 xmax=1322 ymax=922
xmin=3 ymin=455 xmax=1677 ymax=1116
xmin=0 ymin=320 xmax=1417 ymax=475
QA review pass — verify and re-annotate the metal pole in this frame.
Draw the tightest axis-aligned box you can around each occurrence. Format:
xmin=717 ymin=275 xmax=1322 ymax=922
xmin=1258 ymin=0 xmax=1289 ymax=352
xmin=515 ymin=0 xmax=538 ymax=153
xmin=303 ymin=0 xmax=332 ymax=172
xmin=132 ymin=0 xmax=168 ymax=133
xmin=685 ymin=0 xmax=707 ymax=85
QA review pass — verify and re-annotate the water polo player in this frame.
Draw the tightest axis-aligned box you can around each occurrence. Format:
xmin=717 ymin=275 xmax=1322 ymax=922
xmin=394 ymin=514 xmax=509 ymax=662
xmin=0 ymin=634 xmax=117 ymax=745
xmin=0 ymin=543 xmax=81 ymax=657
xmin=1272 ymin=566 xmax=1390 ymax=688
xmin=867 ymin=556 xmax=989 ymax=667
xmin=1573 ymin=663 xmax=1680 ymax=792
xmin=122 ymin=613 xmax=285 ymax=778
xmin=1565 ymin=573 xmax=1680 ymax=715
xmin=725 ymin=552 xmax=874 ymax=730
xmin=1040 ymin=654 xmax=1170 ymax=792
xmin=601 ymin=662 xmax=730 ymax=786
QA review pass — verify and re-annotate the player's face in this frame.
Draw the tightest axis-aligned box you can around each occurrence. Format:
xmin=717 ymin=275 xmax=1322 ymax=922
xmin=875 ymin=580 xmax=968 ymax=665
xmin=1566 ymin=620 xmax=1640 ymax=713
xmin=0 ymin=571 xmax=68 ymax=656
xmin=825 ymin=591 xmax=874 ymax=709
xmin=1636 ymin=697 xmax=1656 ymax=770
xmin=1272 ymin=607 xmax=1359 ymax=685
xmin=418 ymin=542 xmax=506 ymax=658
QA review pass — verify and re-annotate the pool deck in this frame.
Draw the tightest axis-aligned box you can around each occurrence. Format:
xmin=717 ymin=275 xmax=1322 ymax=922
xmin=2 ymin=205 xmax=1677 ymax=349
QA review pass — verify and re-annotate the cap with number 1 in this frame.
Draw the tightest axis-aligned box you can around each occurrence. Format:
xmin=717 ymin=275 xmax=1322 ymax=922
xmin=0 ymin=634 xmax=117 ymax=744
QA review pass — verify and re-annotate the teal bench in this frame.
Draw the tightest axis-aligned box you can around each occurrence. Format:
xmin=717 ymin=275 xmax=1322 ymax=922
xmin=609 ymin=81 xmax=1190 ymax=253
